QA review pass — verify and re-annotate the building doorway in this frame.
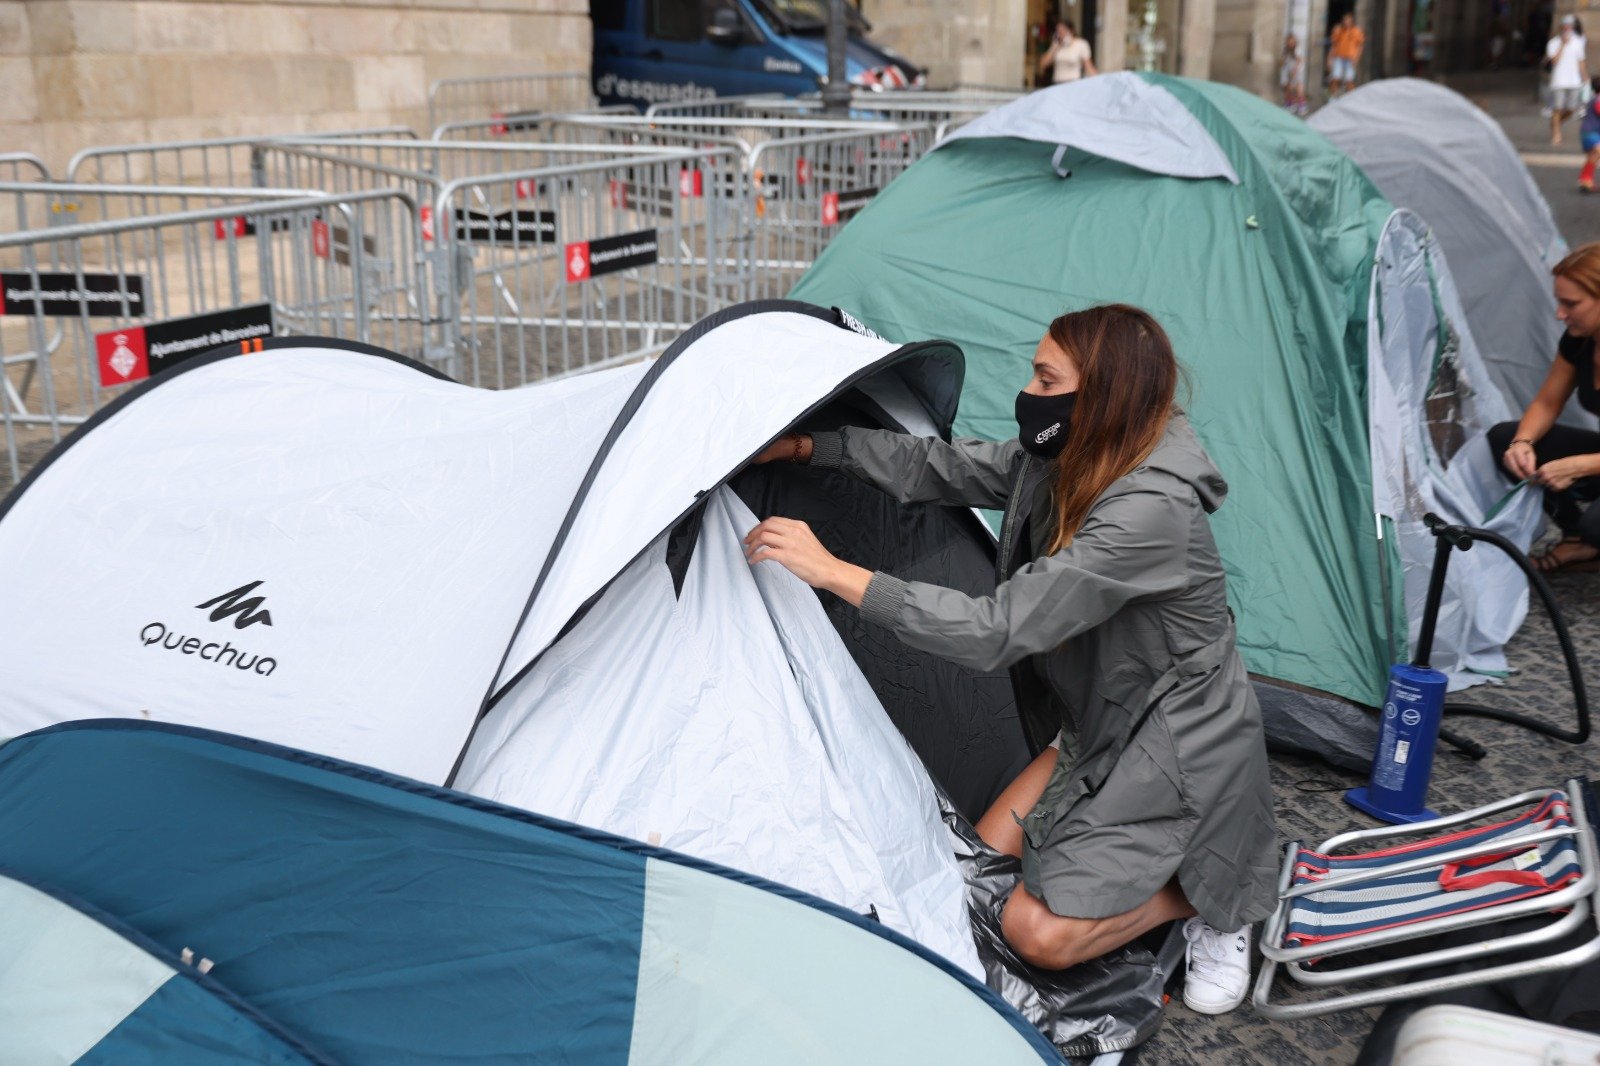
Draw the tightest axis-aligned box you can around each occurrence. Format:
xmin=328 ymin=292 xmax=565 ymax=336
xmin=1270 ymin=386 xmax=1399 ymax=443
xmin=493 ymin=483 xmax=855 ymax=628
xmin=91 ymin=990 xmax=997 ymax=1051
xmin=1028 ymin=0 xmax=1100 ymax=85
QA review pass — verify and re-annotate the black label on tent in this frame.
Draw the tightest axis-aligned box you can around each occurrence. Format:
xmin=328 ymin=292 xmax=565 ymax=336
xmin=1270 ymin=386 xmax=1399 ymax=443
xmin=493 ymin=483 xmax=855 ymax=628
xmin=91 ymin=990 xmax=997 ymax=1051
xmin=453 ymin=208 xmax=558 ymax=244
xmin=95 ymin=303 xmax=274 ymax=387
xmin=833 ymin=307 xmax=884 ymax=340
xmin=565 ymin=229 xmax=658 ymax=283
xmin=0 ymin=271 xmax=146 ymax=317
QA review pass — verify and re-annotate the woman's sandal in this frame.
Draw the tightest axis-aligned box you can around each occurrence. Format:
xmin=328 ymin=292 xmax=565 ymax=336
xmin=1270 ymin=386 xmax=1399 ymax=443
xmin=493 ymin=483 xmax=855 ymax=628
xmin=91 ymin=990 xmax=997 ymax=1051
xmin=1531 ymin=536 xmax=1600 ymax=574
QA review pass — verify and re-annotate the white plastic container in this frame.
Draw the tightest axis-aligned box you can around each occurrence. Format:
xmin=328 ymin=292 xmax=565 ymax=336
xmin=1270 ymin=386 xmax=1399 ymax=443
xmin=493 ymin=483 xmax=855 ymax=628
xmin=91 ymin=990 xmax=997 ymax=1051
xmin=1393 ymin=1005 xmax=1600 ymax=1066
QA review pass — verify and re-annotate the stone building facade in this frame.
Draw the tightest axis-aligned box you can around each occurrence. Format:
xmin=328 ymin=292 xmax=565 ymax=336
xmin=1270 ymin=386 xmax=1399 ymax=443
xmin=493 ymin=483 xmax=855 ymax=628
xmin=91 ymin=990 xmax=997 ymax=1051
xmin=0 ymin=0 xmax=590 ymax=175
xmin=865 ymin=0 xmax=1499 ymax=100
xmin=0 ymin=0 xmax=1519 ymax=180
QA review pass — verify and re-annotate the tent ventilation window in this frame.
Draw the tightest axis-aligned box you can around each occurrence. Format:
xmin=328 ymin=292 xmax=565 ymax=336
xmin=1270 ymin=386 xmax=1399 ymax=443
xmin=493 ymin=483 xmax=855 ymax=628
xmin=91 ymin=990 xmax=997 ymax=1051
xmin=1424 ymin=330 xmax=1474 ymax=468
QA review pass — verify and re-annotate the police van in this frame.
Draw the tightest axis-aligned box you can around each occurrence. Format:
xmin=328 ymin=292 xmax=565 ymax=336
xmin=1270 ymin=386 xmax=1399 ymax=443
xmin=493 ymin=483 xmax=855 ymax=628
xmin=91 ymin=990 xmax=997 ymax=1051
xmin=590 ymin=0 xmax=924 ymax=109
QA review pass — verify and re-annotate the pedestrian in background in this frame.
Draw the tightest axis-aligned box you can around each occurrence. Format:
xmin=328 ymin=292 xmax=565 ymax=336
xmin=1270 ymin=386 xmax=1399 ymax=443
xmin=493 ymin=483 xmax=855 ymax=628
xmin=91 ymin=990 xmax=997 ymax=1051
xmin=1281 ymin=34 xmax=1307 ymax=116
xmin=1546 ymin=14 xmax=1587 ymax=145
xmin=1329 ymin=13 xmax=1365 ymax=96
xmin=1580 ymin=75 xmax=1600 ymax=191
xmin=1039 ymin=19 xmax=1097 ymax=85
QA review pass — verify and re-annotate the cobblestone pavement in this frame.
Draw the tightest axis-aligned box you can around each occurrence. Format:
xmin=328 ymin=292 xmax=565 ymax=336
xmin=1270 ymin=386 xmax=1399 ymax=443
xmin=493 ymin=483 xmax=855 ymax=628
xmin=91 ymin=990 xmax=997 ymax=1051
xmin=1135 ymin=71 xmax=1600 ymax=1066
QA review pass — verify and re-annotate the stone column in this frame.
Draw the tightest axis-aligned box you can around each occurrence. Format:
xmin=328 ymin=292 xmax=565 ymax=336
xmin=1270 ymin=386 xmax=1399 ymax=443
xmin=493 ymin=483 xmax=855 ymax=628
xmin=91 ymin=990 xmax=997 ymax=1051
xmin=1304 ymin=0 xmax=1329 ymax=108
xmin=1179 ymin=0 xmax=1218 ymax=76
xmin=1099 ymin=0 xmax=1128 ymax=71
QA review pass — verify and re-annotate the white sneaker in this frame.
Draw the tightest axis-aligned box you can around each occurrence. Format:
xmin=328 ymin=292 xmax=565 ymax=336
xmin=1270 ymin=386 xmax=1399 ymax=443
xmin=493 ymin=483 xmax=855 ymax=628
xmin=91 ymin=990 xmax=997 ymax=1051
xmin=1182 ymin=917 xmax=1251 ymax=1014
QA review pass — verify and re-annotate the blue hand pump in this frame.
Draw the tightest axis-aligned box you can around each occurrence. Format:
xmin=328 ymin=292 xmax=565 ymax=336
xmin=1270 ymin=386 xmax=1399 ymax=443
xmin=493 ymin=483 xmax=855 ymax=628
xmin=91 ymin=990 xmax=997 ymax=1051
xmin=1345 ymin=513 xmax=1473 ymax=824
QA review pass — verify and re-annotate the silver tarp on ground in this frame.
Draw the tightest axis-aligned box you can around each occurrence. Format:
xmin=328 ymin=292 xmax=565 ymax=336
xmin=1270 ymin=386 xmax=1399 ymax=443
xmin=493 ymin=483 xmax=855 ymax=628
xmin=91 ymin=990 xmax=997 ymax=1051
xmin=1311 ymin=79 xmax=1580 ymax=425
xmin=943 ymin=793 xmax=1166 ymax=1057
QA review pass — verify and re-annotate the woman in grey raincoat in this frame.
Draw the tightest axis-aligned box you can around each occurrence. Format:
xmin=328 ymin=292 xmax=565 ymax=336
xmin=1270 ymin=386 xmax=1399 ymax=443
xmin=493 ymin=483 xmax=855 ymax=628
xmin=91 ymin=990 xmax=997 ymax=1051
xmin=745 ymin=304 xmax=1278 ymax=1014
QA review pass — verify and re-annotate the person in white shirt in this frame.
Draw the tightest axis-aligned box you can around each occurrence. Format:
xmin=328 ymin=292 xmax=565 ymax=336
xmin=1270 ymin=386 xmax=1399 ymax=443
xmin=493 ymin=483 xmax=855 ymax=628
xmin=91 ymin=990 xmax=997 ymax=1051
xmin=1040 ymin=20 xmax=1097 ymax=84
xmin=1548 ymin=15 xmax=1589 ymax=145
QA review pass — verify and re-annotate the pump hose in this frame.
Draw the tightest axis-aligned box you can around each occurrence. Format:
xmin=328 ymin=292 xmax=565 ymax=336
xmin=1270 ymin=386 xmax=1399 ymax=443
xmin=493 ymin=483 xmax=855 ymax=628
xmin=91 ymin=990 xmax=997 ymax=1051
xmin=1442 ymin=526 xmax=1590 ymax=745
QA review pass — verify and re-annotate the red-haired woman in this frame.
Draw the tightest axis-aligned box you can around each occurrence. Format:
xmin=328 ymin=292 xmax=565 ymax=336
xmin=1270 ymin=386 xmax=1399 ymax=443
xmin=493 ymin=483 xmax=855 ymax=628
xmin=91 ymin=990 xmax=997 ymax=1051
xmin=745 ymin=304 xmax=1277 ymax=1014
xmin=1489 ymin=242 xmax=1600 ymax=572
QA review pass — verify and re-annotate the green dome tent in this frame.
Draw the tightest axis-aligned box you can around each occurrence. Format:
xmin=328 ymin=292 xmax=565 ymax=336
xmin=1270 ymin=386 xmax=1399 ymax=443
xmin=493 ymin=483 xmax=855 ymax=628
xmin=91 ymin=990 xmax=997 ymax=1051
xmin=791 ymin=73 xmax=1540 ymax=766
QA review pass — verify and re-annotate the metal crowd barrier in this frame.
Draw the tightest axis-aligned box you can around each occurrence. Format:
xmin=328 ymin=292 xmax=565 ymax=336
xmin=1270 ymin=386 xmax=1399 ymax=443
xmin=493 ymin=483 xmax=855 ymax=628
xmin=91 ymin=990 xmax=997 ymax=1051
xmin=0 ymin=182 xmax=318 ymax=458
xmin=646 ymin=88 xmax=1017 ymax=128
xmin=738 ymin=125 xmax=932 ymax=299
xmin=0 ymin=188 xmax=421 ymax=487
xmin=254 ymin=135 xmax=746 ymax=385
xmin=0 ymin=152 xmax=49 ymax=182
xmin=427 ymin=73 xmax=595 ymax=136
xmin=642 ymin=94 xmax=788 ymax=120
xmin=65 ymin=128 xmax=418 ymax=191
xmin=559 ymin=113 xmax=913 ymax=155
xmin=430 ymin=145 xmax=744 ymax=387
xmin=1 ymin=153 xmax=53 ymax=245
xmin=534 ymin=115 xmax=932 ymax=300
xmin=1 ymin=105 xmax=940 ymax=484
xmin=429 ymin=105 xmax=640 ymax=143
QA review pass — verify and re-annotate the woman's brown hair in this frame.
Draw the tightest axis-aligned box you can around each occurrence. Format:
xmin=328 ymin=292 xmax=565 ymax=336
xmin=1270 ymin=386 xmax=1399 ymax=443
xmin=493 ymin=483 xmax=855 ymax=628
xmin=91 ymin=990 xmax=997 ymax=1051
xmin=1553 ymin=243 xmax=1600 ymax=298
xmin=1045 ymin=304 xmax=1178 ymax=552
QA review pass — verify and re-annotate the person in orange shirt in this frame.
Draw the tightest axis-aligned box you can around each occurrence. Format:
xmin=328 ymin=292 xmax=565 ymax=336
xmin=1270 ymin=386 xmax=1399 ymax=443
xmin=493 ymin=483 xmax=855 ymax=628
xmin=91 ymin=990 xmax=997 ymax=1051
xmin=1329 ymin=13 xmax=1366 ymax=96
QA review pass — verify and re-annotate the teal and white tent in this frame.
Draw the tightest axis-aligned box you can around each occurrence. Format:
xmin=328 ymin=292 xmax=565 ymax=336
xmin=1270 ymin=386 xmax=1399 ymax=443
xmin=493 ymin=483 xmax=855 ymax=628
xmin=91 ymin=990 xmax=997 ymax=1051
xmin=791 ymin=73 xmax=1542 ymax=765
xmin=0 ymin=721 xmax=1060 ymax=1064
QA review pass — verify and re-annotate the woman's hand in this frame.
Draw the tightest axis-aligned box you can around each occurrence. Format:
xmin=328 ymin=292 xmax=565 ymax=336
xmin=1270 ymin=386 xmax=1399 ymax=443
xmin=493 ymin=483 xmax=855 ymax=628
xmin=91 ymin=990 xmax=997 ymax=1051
xmin=1505 ymin=440 xmax=1540 ymax=480
xmin=1535 ymin=454 xmax=1600 ymax=491
xmin=752 ymin=434 xmax=812 ymax=465
xmin=743 ymin=516 xmax=872 ymax=606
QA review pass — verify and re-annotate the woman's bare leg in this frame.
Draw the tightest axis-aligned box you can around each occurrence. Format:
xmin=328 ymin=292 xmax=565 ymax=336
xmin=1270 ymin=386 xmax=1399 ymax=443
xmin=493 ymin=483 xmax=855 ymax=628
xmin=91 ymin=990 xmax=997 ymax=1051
xmin=975 ymin=745 xmax=1061 ymax=858
xmin=1002 ymin=878 xmax=1196 ymax=970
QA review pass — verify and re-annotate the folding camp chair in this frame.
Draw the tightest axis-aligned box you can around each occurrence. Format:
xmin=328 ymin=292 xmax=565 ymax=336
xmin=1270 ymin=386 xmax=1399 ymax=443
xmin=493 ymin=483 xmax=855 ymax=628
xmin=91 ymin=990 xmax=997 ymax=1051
xmin=1252 ymin=780 xmax=1600 ymax=1019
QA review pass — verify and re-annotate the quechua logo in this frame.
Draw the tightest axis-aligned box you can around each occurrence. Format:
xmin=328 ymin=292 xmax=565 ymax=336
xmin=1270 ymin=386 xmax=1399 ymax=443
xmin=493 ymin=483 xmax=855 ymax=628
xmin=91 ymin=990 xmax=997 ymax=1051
xmin=139 ymin=580 xmax=280 ymax=677
xmin=196 ymin=580 xmax=274 ymax=629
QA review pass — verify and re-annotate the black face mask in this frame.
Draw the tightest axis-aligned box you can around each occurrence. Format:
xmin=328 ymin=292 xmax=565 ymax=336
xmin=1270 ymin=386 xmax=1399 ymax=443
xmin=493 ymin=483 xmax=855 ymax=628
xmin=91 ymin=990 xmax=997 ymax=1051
xmin=1015 ymin=389 xmax=1077 ymax=460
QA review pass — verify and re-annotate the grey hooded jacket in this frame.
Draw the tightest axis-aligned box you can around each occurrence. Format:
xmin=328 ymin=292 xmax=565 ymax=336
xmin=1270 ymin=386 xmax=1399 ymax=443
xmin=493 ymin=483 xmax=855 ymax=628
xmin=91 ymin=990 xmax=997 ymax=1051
xmin=810 ymin=415 xmax=1279 ymax=931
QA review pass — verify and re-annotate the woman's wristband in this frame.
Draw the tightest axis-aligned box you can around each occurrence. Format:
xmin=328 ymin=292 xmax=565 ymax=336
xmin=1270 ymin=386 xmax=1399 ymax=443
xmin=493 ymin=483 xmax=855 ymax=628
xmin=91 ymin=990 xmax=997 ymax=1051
xmin=1511 ymin=438 xmax=1536 ymax=447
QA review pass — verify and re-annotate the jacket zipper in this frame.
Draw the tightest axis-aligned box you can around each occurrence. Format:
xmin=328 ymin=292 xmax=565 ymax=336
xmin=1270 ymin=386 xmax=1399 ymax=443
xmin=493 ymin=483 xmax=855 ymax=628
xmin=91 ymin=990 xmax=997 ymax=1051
xmin=995 ymin=454 xmax=1032 ymax=581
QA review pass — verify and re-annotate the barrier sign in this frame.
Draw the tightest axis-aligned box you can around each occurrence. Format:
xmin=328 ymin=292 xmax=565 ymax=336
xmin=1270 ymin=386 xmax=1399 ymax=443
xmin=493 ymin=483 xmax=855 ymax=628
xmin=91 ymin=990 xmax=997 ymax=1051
xmin=311 ymin=220 xmax=378 ymax=266
xmin=821 ymin=187 xmax=878 ymax=227
xmin=96 ymin=303 xmax=274 ymax=387
xmin=565 ymin=229 xmax=658 ymax=283
xmin=213 ymin=216 xmax=292 ymax=240
xmin=453 ymin=208 xmax=557 ymax=244
xmin=0 ymin=272 xmax=146 ymax=317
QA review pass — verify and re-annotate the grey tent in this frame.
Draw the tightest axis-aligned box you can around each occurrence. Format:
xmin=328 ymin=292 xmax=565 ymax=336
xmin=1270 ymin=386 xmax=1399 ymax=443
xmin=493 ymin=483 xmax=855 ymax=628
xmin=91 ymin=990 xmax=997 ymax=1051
xmin=1310 ymin=78 xmax=1578 ymax=423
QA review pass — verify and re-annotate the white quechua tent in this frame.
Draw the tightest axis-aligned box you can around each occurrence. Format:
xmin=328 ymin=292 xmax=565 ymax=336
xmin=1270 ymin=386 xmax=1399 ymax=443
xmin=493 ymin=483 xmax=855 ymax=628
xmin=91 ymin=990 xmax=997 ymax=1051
xmin=0 ymin=302 xmax=1169 ymax=1058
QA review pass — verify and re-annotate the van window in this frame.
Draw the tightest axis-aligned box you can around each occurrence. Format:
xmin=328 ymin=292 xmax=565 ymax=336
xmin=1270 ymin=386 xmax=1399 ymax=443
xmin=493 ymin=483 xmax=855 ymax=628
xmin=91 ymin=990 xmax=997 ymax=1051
xmin=592 ymin=0 xmax=626 ymax=31
xmin=648 ymin=0 xmax=703 ymax=40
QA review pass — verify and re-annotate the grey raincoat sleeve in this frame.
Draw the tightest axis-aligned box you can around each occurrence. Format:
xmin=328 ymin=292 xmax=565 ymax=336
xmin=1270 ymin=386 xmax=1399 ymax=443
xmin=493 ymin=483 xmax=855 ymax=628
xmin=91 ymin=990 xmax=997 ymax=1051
xmin=809 ymin=428 xmax=1020 ymax=510
xmin=857 ymin=486 xmax=1196 ymax=672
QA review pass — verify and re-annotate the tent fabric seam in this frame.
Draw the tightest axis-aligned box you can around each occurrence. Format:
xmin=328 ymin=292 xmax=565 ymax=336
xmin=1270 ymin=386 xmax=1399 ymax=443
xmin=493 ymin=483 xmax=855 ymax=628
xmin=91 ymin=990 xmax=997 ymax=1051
xmin=454 ymin=300 xmax=963 ymax=787
xmin=459 ymin=298 xmax=845 ymax=758
xmin=10 ymin=718 xmax=1064 ymax=1064
xmin=466 ymin=333 xmax=963 ymax=720
xmin=0 ymin=861 xmax=335 ymax=1065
